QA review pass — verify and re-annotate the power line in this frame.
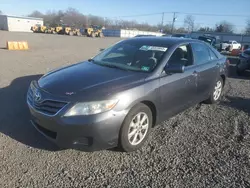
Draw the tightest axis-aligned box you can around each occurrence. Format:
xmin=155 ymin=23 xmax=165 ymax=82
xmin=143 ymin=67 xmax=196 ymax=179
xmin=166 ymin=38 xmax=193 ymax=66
xmin=114 ymin=12 xmax=163 ymax=18
xmin=111 ymin=11 xmax=250 ymax=19
xmin=175 ymin=12 xmax=250 ymax=18
xmin=164 ymin=21 xmax=246 ymax=27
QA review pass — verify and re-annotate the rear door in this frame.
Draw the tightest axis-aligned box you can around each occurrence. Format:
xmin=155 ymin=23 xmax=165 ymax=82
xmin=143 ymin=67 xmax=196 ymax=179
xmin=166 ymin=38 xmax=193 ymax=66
xmin=158 ymin=44 xmax=198 ymax=119
xmin=191 ymin=42 xmax=219 ymax=101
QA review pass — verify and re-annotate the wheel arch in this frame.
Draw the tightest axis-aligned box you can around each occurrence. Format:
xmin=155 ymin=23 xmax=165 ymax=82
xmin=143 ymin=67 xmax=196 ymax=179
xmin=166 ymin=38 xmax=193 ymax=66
xmin=220 ymin=74 xmax=226 ymax=87
xmin=140 ymin=100 xmax=157 ymax=127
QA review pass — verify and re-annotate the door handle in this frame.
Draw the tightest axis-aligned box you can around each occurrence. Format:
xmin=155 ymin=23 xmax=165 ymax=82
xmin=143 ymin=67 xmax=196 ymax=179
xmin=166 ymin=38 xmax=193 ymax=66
xmin=192 ymin=71 xmax=198 ymax=77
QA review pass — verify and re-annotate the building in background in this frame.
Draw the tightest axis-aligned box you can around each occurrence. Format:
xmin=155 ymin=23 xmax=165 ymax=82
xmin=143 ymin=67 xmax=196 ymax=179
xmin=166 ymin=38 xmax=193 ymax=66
xmin=103 ymin=29 xmax=163 ymax=38
xmin=0 ymin=15 xmax=43 ymax=32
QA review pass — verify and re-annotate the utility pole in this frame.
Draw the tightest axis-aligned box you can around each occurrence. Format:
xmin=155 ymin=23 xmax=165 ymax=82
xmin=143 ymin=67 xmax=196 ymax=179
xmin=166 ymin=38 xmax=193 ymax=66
xmin=171 ymin=12 xmax=177 ymax=34
xmin=161 ymin=12 xmax=164 ymax=33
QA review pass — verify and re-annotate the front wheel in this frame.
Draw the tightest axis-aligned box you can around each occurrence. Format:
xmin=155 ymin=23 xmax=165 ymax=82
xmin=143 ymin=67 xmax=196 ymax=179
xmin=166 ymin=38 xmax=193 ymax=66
xmin=99 ymin=32 xmax=104 ymax=38
xmin=119 ymin=103 xmax=152 ymax=152
xmin=204 ymin=77 xmax=223 ymax=104
xmin=91 ymin=32 xmax=95 ymax=38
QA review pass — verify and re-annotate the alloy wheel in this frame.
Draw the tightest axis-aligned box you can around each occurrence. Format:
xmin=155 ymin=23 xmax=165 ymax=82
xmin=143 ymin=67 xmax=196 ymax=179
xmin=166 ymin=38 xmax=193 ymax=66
xmin=213 ymin=80 xmax=222 ymax=101
xmin=128 ymin=112 xmax=149 ymax=146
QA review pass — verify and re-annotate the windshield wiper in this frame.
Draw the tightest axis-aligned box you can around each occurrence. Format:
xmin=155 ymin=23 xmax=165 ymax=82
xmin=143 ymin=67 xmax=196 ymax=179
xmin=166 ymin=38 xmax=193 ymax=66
xmin=100 ymin=63 xmax=128 ymax=71
xmin=88 ymin=58 xmax=95 ymax=62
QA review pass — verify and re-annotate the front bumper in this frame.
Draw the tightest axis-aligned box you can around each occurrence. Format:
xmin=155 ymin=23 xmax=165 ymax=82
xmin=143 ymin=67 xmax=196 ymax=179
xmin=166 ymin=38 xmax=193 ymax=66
xmin=28 ymin=103 xmax=126 ymax=151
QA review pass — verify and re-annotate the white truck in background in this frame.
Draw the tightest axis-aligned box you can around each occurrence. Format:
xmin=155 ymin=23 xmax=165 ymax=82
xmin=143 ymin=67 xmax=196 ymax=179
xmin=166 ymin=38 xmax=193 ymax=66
xmin=221 ymin=40 xmax=241 ymax=51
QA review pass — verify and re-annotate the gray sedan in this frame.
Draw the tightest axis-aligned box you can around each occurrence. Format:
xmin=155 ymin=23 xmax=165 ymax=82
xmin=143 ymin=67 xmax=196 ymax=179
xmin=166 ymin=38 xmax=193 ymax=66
xmin=27 ymin=37 xmax=228 ymax=152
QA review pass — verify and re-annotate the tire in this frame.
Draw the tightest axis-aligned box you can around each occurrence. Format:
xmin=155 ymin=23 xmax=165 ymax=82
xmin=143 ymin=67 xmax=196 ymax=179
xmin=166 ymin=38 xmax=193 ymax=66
xmin=204 ymin=77 xmax=223 ymax=104
xmin=236 ymin=61 xmax=244 ymax=76
xmin=76 ymin=31 xmax=81 ymax=36
xmin=99 ymin=32 xmax=104 ymax=38
xmin=91 ymin=32 xmax=95 ymax=38
xmin=119 ymin=103 xmax=152 ymax=152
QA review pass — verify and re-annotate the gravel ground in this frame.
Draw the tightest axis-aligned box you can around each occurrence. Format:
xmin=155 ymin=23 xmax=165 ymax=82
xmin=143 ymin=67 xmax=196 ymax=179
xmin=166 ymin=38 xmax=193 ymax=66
xmin=0 ymin=31 xmax=250 ymax=188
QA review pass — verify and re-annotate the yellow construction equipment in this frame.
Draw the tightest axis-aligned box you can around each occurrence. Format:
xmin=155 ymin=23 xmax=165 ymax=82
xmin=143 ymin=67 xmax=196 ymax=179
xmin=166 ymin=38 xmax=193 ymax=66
xmin=38 ymin=26 xmax=47 ymax=33
xmin=31 ymin=25 xmax=39 ymax=32
xmin=85 ymin=25 xmax=104 ymax=37
xmin=45 ymin=27 xmax=56 ymax=34
xmin=57 ymin=27 xmax=81 ymax=36
xmin=31 ymin=25 xmax=47 ymax=33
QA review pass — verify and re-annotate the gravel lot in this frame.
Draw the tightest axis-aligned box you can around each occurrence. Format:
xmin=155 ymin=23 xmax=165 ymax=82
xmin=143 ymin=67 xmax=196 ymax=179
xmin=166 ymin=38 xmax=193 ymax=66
xmin=0 ymin=31 xmax=250 ymax=188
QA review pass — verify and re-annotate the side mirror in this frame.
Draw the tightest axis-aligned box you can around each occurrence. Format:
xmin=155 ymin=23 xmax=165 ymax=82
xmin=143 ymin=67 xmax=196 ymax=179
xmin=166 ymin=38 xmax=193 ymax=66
xmin=100 ymin=48 xmax=105 ymax=52
xmin=164 ymin=64 xmax=185 ymax=73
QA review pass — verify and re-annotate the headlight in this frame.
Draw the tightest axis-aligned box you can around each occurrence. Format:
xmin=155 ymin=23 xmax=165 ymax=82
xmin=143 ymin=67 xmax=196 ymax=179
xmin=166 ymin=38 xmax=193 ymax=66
xmin=64 ymin=99 xmax=118 ymax=116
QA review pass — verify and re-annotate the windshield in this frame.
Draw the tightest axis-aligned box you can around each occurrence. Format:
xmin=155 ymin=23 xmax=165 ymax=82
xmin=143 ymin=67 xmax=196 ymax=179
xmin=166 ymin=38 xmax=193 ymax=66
xmin=92 ymin=40 xmax=169 ymax=72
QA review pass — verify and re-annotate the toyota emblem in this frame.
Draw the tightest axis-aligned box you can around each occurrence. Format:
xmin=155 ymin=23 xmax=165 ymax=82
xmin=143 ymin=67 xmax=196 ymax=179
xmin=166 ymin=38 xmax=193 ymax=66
xmin=34 ymin=90 xmax=42 ymax=102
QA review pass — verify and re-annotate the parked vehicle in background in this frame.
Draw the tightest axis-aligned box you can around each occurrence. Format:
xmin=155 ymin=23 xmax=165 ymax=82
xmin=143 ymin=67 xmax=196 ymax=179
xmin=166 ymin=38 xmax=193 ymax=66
xmin=27 ymin=37 xmax=228 ymax=152
xmin=84 ymin=25 xmax=104 ymax=37
xmin=31 ymin=25 xmax=47 ymax=33
xmin=171 ymin=33 xmax=190 ymax=38
xmin=221 ymin=40 xmax=241 ymax=51
xmin=198 ymin=35 xmax=221 ymax=51
xmin=236 ymin=48 xmax=250 ymax=75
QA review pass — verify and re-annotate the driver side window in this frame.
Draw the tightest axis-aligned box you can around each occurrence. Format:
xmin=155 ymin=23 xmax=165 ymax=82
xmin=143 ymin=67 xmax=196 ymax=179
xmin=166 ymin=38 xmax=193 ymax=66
xmin=168 ymin=44 xmax=193 ymax=67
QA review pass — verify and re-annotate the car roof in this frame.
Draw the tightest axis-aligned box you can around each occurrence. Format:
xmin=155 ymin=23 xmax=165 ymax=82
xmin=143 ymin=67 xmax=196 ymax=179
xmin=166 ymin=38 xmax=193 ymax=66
xmin=126 ymin=37 xmax=198 ymax=46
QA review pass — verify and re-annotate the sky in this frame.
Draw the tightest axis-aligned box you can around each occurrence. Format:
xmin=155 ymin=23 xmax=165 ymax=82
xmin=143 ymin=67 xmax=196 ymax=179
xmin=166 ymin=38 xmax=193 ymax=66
xmin=1 ymin=0 xmax=250 ymax=33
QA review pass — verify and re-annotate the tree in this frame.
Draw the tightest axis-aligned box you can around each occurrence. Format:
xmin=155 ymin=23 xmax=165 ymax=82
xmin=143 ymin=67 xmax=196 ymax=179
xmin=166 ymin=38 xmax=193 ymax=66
xmin=175 ymin=27 xmax=187 ymax=33
xmin=245 ymin=20 xmax=250 ymax=35
xmin=184 ymin=15 xmax=195 ymax=32
xmin=159 ymin=24 xmax=171 ymax=33
xmin=198 ymin=27 xmax=214 ymax=32
xmin=26 ymin=7 xmax=198 ymax=33
xmin=28 ymin=11 xmax=43 ymax=18
xmin=215 ymin=21 xmax=234 ymax=33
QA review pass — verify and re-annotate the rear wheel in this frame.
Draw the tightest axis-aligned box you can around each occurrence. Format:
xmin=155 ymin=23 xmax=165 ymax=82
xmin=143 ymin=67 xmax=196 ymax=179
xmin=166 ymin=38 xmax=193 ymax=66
xmin=119 ymin=103 xmax=152 ymax=152
xmin=236 ymin=60 xmax=245 ymax=75
xmin=204 ymin=77 xmax=223 ymax=104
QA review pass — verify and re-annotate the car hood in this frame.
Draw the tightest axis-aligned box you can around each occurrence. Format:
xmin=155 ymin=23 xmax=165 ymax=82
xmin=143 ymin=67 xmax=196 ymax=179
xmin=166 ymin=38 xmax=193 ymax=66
xmin=38 ymin=61 xmax=146 ymax=97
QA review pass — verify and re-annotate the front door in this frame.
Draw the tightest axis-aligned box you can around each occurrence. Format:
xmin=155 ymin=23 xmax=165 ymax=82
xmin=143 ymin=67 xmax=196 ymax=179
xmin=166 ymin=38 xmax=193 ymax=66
xmin=159 ymin=44 xmax=198 ymax=120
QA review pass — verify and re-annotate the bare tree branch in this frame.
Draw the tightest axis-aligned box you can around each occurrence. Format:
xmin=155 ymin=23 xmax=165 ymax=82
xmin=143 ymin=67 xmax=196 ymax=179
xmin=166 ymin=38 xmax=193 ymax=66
xmin=245 ymin=20 xmax=250 ymax=35
xmin=184 ymin=15 xmax=195 ymax=32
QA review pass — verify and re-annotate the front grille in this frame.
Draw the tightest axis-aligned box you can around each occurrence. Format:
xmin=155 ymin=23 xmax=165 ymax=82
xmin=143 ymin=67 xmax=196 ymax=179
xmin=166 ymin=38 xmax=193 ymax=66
xmin=28 ymin=87 xmax=67 ymax=116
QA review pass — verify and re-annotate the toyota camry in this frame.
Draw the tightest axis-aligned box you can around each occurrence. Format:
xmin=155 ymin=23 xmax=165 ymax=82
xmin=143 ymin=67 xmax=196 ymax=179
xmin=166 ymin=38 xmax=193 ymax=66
xmin=27 ymin=37 xmax=228 ymax=152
